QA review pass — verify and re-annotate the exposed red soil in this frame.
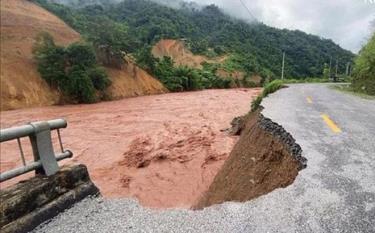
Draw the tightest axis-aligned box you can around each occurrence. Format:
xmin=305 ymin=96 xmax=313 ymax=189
xmin=216 ymin=68 xmax=245 ymax=80
xmin=0 ymin=0 xmax=166 ymax=111
xmin=0 ymin=0 xmax=80 ymax=111
xmin=194 ymin=111 xmax=303 ymax=209
xmin=105 ymin=57 xmax=168 ymax=100
xmin=0 ymin=88 xmax=261 ymax=208
xmin=152 ymin=39 xmax=227 ymax=69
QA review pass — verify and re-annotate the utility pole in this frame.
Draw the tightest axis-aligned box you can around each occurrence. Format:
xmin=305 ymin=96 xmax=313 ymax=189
xmin=345 ymin=62 xmax=350 ymax=76
xmin=334 ymin=58 xmax=339 ymax=82
xmin=281 ymin=51 xmax=285 ymax=80
xmin=329 ymin=57 xmax=332 ymax=80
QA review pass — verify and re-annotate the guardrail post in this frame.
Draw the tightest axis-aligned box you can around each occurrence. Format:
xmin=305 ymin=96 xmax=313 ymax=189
xmin=28 ymin=121 xmax=59 ymax=176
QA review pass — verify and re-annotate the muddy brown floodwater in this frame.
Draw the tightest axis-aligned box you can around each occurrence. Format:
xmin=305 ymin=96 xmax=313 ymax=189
xmin=0 ymin=88 xmax=261 ymax=208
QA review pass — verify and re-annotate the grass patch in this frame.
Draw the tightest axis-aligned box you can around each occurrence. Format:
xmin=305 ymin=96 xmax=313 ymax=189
xmin=251 ymin=80 xmax=285 ymax=112
xmin=331 ymin=84 xmax=375 ymax=100
xmin=283 ymin=78 xmax=330 ymax=84
xmin=283 ymin=76 xmax=353 ymax=84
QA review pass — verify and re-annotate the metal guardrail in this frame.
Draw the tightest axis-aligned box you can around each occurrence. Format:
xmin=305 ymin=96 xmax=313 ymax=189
xmin=0 ymin=119 xmax=73 ymax=182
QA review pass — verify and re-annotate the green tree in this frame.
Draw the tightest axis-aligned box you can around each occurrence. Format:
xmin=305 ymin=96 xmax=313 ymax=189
xmin=33 ymin=32 xmax=66 ymax=87
xmin=66 ymin=66 xmax=96 ymax=103
xmin=33 ymin=32 xmax=111 ymax=103
xmin=85 ymin=17 xmax=137 ymax=54
xmin=323 ymin=63 xmax=330 ymax=79
xmin=66 ymin=43 xmax=96 ymax=68
xmin=87 ymin=66 xmax=111 ymax=90
xmin=352 ymin=33 xmax=375 ymax=95
xmin=135 ymin=45 xmax=158 ymax=73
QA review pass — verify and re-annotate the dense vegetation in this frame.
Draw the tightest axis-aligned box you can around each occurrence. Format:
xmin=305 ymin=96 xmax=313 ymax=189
xmin=352 ymin=33 xmax=375 ymax=95
xmin=34 ymin=0 xmax=354 ymax=89
xmin=33 ymin=32 xmax=111 ymax=103
xmin=152 ymin=56 xmax=232 ymax=91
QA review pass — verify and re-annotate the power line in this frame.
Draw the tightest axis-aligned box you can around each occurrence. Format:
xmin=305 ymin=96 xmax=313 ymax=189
xmin=239 ymin=0 xmax=256 ymax=21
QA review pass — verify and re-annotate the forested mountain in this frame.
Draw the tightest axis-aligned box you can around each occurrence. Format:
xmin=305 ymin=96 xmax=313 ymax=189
xmin=34 ymin=0 xmax=354 ymax=80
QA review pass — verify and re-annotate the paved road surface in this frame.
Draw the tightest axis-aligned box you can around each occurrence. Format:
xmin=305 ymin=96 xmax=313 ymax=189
xmin=34 ymin=84 xmax=375 ymax=233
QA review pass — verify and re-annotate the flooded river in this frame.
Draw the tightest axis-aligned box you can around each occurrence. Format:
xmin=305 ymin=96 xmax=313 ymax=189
xmin=0 ymin=88 xmax=261 ymax=208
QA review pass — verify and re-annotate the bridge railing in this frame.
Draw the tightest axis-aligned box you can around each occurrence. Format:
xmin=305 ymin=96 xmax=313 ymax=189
xmin=0 ymin=119 xmax=73 ymax=182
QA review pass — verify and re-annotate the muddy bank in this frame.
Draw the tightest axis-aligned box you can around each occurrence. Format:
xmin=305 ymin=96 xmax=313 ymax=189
xmin=0 ymin=88 xmax=261 ymax=208
xmin=194 ymin=110 xmax=307 ymax=209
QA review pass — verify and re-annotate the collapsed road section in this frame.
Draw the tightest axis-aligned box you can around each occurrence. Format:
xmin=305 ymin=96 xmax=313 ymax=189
xmin=194 ymin=109 xmax=307 ymax=209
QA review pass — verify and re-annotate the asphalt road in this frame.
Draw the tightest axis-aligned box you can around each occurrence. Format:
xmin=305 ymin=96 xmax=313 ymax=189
xmin=33 ymin=84 xmax=375 ymax=233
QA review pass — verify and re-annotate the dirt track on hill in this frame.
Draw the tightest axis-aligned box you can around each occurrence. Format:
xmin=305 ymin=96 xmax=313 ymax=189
xmin=0 ymin=88 xmax=261 ymax=208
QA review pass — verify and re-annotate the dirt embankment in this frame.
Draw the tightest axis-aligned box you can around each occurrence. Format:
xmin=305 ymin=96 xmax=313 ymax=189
xmin=194 ymin=110 xmax=307 ymax=209
xmin=0 ymin=0 xmax=166 ymax=111
xmin=105 ymin=57 xmax=168 ymax=100
xmin=151 ymin=39 xmax=227 ymax=69
xmin=0 ymin=0 xmax=80 ymax=111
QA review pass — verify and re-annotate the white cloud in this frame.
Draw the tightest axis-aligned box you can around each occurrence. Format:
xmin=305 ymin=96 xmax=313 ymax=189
xmin=188 ymin=0 xmax=375 ymax=53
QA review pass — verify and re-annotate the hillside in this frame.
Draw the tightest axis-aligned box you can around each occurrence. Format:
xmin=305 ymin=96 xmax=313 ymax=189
xmin=0 ymin=0 xmax=79 ymax=110
xmin=152 ymin=39 xmax=262 ymax=86
xmin=35 ymin=0 xmax=354 ymax=80
xmin=106 ymin=56 xmax=167 ymax=99
xmin=0 ymin=0 xmax=166 ymax=111
xmin=152 ymin=39 xmax=227 ymax=69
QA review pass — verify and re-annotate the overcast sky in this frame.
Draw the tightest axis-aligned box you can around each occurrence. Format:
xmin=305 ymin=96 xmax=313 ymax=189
xmin=188 ymin=0 xmax=375 ymax=53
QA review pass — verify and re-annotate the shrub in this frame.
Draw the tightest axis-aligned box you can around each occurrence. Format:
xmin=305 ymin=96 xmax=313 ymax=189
xmin=87 ymin=67 xmax=112 ymax=91
xmin=33 ymin=33 xmax=66 ymax=87
xmin=152 ymin=56 xmax=233 ymax=92
xmin=242 ymin=76 xmax=258 ymax=88
xmin=65 ymin=66 xmax=97 ymax=103
xmin=263 ymin=80 xmax=284 ymax=97
xmin=251 ymin=80 xmax=285 ymax=112
xmin=251 ymin=96 xmax=263 ymax=112
xmin=33 ymin=32 xmax=111 ymax=103
xmin=65 ymin=43 xmax=96 ymax=68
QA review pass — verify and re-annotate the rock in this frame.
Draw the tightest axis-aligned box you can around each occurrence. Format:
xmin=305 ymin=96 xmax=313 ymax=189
xmin=229 ymin=116 xmax=246 ymax=135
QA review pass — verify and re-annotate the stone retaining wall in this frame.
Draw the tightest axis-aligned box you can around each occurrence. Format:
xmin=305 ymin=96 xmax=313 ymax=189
xmin=0 ymin=164 xmax=99 ymax=233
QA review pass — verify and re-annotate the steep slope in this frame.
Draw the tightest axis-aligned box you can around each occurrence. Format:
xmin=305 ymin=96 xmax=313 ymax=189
xmin=106 ymin=57 xmax=168 ymax=99
xmin=1 ymin=0 xmax=167 ymax=111
xmin=0 ymin=0 xmax=80 ymax=110
xmin=152 ymin=39 xmax=261 ymax=86
xmin=152 ymin=39 xmax=226 ymax=69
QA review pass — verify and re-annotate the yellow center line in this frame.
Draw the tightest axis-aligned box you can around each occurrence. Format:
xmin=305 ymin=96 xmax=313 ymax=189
xmin=321 ymin=114 xmax=342 ymax=134
xmin=306 ymin=96 xmax=313 ymax=104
